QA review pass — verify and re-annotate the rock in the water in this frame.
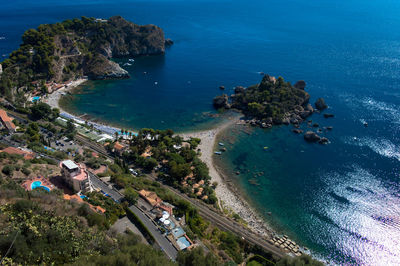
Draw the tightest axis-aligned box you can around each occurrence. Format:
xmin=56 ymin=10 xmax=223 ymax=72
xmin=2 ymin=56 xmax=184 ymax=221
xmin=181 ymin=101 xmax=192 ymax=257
xmin=304 ymin=131 xmax=321 ymax=142
xmin=305 ymin=104 xmax=314 ymax=113
xmin=312 ymin=123 xmax=319 ymax=128
xmin=234 ymin=86 xmax=245 ymax=94
xmin=318 ymin=137 xmax=329 ymax=144
xmin=315 ymin=98 xmax=328 ymax=110
xmin=300 ymin=111 xmax=311 ymax=119
xmin=323 ymin=113 xmax=334 ymax=118
xmin=294 ymin=80 xmax=306 ymax=90
xmin=292 ymin=129 xmax=303 ymax=134
xmin=213 ymin=94 xmax=230 ymax=109
xmin=165 ymin=38 xmax=174 ymax=46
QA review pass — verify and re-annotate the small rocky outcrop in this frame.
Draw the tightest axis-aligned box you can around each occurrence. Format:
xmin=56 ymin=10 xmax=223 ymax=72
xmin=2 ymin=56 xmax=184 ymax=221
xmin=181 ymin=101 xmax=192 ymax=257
xmin=294 ymin=80 xmax=306 ymax=90
xmin=324 ymin=113 xmax=334 ymax=118
xmin=304 ymin=131 xmax=321 ymax=142
xmin=292 ymin=129 xmax=303 ymax=134
xmin=165 ymin=38 xmax=174 ymax=46
xmin=319 ymin=137 xmax=329 ymax=144
xmin=234 ymin=86 xmax=245 ymax=94
xmin=315 ymin=98 xmax=328 ymax=110
xmin=213 ymin=94 xmax=230 ymax=109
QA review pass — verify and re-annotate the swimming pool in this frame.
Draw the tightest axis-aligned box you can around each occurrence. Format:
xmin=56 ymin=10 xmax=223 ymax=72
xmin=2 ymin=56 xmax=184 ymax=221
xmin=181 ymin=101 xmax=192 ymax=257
xmin=31 ymin=181 xmax=50 ymax=191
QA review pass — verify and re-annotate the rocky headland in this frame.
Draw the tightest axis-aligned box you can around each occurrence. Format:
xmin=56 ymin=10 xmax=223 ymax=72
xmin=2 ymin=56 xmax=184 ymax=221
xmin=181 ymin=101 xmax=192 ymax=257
xmin=0 ymin=16 xmax=169 ymax=102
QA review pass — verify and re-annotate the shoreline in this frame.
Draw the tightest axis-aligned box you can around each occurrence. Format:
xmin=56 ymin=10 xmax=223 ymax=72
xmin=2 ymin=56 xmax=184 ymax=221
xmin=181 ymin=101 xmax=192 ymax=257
xmin=43 ymin=79 xmax=125 ymax=136
xmin=180 ymin=116 xmax=275 ymax=239
xmin=44 ymin=79 xmax=278 ymax=242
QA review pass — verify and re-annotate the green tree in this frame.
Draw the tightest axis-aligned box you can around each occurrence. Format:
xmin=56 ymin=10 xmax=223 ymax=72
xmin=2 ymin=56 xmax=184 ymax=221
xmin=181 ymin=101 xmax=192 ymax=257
xmin=124 ymin=187 xmax=139 ymax=205
xmin=177 ymin=247 xmax=219 ymax=266
xmin=30 ymin=102 xmax=52 ymax=120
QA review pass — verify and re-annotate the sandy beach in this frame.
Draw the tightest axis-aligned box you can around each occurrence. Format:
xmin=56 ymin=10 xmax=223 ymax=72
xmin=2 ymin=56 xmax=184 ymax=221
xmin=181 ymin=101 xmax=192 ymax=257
xmin=180 ymin=116 xmax=274 ymax=239
xmin=43 ymin=78 xmax=87 ymax=111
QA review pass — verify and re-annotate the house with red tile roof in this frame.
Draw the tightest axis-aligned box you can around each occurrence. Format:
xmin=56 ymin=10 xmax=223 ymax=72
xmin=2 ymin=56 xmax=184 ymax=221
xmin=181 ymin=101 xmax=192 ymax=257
xmin=0 ymin=147 xmax=34 ymax=160
xmin=0 ymin=109 xmax=16 ymax=132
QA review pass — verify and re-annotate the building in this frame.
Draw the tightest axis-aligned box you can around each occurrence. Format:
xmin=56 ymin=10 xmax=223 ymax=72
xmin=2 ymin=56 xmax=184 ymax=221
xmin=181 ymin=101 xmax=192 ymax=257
xmin=60 ymin=160 xmax=89 ymax=192
xmin=113 ymin=141 xmax=128 ymax=155
xmin=139 ymin=189 xmax=162 ymax=207
xmin=0 ymin=109 xmax=16 ymax=132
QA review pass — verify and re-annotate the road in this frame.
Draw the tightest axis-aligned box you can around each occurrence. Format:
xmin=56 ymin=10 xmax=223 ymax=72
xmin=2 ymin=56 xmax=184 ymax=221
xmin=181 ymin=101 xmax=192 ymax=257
xmin=6 ymin=111 xmax=285 ymax=258
xmin=159 ymin=183 xmax=285 ymax=258
xmin=129 ymin=205 xmax=178 ymax=260
xmin=63 ymin=137 xmax=285 ymax=258
xmin=88 ymin=172 xmax=124 ymax=202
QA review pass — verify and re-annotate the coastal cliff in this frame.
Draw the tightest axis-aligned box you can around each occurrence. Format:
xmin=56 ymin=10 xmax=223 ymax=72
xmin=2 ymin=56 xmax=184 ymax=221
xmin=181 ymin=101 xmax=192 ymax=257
xmin=0 ymin=16 xmax=166 ymax=101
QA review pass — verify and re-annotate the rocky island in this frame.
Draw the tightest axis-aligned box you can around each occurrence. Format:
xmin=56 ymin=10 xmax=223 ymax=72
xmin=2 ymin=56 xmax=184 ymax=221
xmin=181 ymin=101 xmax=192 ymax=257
xmin=0 ymin=16 xmax=168 ymax=102
xmin=213 ymin=74 xmax=331 ymax=143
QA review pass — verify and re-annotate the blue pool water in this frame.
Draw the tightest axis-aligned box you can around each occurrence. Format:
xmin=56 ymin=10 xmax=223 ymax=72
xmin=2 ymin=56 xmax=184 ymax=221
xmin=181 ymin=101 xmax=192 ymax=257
xmin=31 ymin=181 xmax=50 ymax=192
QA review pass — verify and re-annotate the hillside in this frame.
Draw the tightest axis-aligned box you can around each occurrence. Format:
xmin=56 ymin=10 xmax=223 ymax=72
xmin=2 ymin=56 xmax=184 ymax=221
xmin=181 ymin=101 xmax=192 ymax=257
xmin=0 ymin=16 xmax=166 ymax=102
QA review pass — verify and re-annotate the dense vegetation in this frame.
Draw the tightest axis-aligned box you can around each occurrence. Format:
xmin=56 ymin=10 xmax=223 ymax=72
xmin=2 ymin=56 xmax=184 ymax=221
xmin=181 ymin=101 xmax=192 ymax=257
xmin=0 ymin=178 xmax=170 ymax=265
xmin=109 ymin=128 xmax=218 ymax=204
xmin=0 ymin=16 xmax=164 ymax=104
xmin=214 ymin=75 xmax=311 ymax=124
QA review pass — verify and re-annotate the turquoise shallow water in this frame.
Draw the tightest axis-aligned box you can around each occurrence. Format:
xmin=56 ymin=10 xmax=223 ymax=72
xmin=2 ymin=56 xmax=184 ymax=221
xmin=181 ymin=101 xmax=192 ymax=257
xmin=2 ymin=0 xmax=400 ymax=264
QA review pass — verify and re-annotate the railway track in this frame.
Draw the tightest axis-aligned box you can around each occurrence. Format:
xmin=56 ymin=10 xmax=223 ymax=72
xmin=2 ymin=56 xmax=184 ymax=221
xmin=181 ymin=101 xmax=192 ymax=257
xmin=7 ymin=111 xmax=284 ymax=258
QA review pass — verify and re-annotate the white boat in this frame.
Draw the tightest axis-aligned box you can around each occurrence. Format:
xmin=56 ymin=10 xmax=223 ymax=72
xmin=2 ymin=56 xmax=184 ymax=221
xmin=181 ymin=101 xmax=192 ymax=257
xmin=218 ymin=142 xmax=224 ymax=146
xmin=214 ymin=151 xmax=222 ymax=155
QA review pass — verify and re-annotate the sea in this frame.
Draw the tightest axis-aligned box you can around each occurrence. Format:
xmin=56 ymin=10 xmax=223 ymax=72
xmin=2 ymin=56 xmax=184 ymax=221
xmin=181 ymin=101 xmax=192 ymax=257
xmin=1 ymin=0 xmax=400 ymax=265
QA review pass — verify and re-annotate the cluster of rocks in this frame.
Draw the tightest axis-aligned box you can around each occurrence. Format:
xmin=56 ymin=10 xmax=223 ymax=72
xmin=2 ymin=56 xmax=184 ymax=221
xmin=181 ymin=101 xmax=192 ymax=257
xmin=268 ymin=235 xmax=302 ymax=256
xmin=304 ymin=131 xmax=329 ymax=144
xmin=213 ymin=77 xmax=334 ymax=145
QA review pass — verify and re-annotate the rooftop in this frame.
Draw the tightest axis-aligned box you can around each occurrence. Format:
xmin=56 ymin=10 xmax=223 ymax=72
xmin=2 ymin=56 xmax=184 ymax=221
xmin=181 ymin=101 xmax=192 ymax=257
xmin=62 ymin=160 xmax=79 ymax=170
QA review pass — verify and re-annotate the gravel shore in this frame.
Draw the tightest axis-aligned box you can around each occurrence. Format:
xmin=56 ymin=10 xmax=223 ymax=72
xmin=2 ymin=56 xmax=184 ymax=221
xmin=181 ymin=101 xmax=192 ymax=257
xmin=180 ymin=117 xmax=274 ymax=238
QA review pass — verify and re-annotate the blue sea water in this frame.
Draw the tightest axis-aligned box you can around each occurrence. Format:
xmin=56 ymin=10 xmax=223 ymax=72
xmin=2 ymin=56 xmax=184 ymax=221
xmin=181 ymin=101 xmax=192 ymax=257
xmin=2 ymin=0 xmax=400 ymax=264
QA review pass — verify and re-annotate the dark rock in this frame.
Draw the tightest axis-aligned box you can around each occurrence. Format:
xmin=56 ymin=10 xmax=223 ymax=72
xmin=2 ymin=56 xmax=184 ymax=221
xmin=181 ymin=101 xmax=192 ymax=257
xmin=294 ymin=80 xmax=306 ymax=90
xmin=219 ymin=85 xmax=225 ymax=90
xmin=165 ymin=38 xmax=174 ymax=46
xmin=300 ymin=111 xmax=311 ymax=119
xmin=273 ymin=117 xmax=283 ymax=125
xmin=312 ymin=123 xmax=319 ymax=128
xmin=292 ymin=129 xmax=303 ymax=134
xmin=315 ymin=98 xmax=328 ymax=110
xmin=234 ymin=86 xmax=245 ymax=94
xmin=282 ymin=118 xmax=290 ymax=125
xmin=304 ymin=131 xmax=321 ymax=142
xmin=305 ymin=104 xmax=314 ymax=113
xmin=318 ymin=137 xmax=329 ymax=144
xmin=324 ymin=113 xmax=334 ymax=118
xmin=213 ymin=94 xmax=230 ymax=109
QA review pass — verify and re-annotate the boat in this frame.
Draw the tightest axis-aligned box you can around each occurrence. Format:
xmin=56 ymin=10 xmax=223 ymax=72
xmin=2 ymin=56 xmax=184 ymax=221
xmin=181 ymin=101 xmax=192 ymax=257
xmin=264 ymin=146 xmax=268 ymax=149
xmin=128 ymin=58 xmax=135 ymax=62
xmin=363 ymin=122 xmax=368 ymax=127
xmin=218 ymin=142 xmax=224 ymax=146
xmin=214 ymin=151 xmax=222 ymax=155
